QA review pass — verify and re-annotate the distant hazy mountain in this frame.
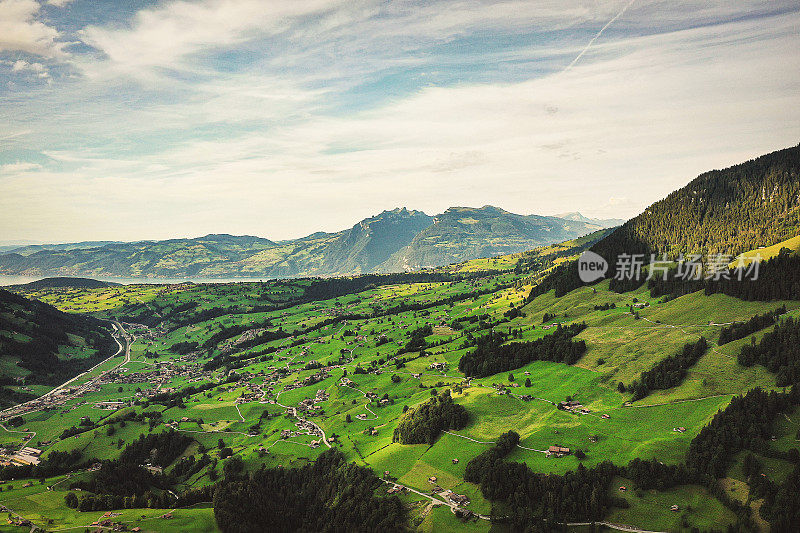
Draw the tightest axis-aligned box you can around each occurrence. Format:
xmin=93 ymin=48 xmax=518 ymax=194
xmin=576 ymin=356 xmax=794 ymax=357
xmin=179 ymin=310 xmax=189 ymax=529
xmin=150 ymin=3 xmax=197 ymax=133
xmin=553 ymin=212 xmax=625 ymax=228
xmin=1 ymin=241 xmax=122 ymax=256
xmin=381 ymin=206 xmax=613 ymax=271
xmin=0 ymin=206 xmax=612 ymax=279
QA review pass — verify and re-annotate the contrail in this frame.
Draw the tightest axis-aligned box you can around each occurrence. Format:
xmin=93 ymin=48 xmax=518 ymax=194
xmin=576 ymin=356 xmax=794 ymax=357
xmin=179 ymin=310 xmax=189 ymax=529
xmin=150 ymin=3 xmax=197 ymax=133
xmin=563 ymin=0 xmax=637 ymax=72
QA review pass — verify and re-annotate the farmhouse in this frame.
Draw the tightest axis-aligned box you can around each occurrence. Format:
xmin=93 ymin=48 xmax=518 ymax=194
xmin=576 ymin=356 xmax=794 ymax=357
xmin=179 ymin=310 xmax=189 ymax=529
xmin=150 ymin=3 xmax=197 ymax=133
xmin=545 ymin=445 xmax=571 ymax=458
xmin=448 ymin=493 xmax=470 ymax=506
xmin=558 ymin=400 xmax=582 ymax=411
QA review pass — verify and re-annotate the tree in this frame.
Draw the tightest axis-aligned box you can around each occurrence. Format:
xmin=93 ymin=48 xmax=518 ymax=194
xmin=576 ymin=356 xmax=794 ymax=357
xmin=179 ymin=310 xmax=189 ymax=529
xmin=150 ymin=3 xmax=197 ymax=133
xmin=508 ymin=373 xmax=515 ymax=382
xmin=345 ymin=414 xmax=352 ymax=423
xmin=64 ymin=492 xmax=79 ymax=508
xmin=525 ymin=378 xmax=531 ymax=387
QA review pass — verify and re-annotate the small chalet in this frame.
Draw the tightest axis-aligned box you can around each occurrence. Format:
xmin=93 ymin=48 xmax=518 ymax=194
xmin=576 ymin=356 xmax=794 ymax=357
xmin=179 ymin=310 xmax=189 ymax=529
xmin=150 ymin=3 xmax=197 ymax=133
xmin=546 ymin=445 xmax=571 ymax=458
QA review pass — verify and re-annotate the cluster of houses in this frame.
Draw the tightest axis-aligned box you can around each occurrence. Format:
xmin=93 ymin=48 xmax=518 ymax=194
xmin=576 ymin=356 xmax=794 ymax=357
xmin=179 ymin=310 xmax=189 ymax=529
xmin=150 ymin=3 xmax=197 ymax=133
xmin=104 ymin=361 xmax=211 ymax=391
xmin=282 ymin=369 xmax=330 ymax=392
xmin=297 ymin=389 xmax=329 ymax=414
xmin=426 ymin=476 xmax=472 ymax=507
xmin=93 ymin=400 xmax=128 ymax=410
xmin=558 ymin=399 xmax=590 ymax=415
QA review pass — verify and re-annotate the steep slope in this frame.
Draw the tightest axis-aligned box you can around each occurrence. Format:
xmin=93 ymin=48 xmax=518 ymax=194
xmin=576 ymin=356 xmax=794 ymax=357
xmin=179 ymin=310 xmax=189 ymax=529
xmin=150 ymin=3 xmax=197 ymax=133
xmin=313 ymin=207 xmax=434 ymax=273
xmin=0 ymin=289 xmax=116 ymax=405
xmin=532 ymin=143 xmax=800 ymax=297
xmin=227 ymin=208 xmax=433 ymax=277
xmin=597 ymin=143 xmax=800 ymax=258
xmin=380 ymin=206 xmax=605 ymax=271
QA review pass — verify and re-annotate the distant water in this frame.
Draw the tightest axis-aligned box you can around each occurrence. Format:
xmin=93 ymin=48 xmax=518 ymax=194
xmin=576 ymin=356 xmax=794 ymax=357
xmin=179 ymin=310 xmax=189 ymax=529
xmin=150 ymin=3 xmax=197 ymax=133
xmin=0 ymin=274 xmax=271 ymax=287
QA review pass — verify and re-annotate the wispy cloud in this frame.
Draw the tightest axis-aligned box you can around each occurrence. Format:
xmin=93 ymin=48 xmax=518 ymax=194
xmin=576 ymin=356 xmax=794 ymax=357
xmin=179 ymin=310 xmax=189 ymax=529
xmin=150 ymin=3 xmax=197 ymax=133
xmin=0 ymin=161 xmax=42 ymax=173
xmin=0 ymin=1 xmax=798 ymax=241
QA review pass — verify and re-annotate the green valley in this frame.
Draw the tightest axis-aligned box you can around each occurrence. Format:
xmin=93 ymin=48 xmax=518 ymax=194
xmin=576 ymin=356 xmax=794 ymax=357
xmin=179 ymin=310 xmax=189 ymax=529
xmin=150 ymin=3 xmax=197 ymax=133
xmin=0 ymin=148 xmax=799 ymax=532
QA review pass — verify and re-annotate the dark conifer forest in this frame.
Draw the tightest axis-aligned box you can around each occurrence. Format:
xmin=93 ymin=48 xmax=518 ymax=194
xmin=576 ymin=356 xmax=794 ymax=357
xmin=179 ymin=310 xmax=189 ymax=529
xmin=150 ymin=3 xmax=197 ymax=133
xmin=628 ymin=337 xmax=708 ymax=400
xmin=213 ymin=449 xmax=407 ymax=533
xmin=458 ymin=323 xmax=587 ymax=377
xmin=529 ymin=144 xmax=800 ymax=300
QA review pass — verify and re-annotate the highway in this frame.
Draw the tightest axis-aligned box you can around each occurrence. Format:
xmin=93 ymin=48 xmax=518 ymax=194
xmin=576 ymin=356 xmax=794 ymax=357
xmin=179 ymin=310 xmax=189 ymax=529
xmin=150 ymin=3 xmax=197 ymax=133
xmin=0 ymin=321 xmax=131 ymax=420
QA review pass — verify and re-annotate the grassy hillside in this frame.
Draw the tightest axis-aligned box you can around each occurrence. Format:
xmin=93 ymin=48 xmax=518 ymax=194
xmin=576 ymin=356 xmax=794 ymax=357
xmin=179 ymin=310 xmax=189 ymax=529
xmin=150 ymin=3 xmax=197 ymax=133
xmin=2 ymin=150 xmax=800 ymax=532
xmin=0 ymin=289 xmax=116 ymax=406
xmin=2 ymin=243 xmax=795 ymax=531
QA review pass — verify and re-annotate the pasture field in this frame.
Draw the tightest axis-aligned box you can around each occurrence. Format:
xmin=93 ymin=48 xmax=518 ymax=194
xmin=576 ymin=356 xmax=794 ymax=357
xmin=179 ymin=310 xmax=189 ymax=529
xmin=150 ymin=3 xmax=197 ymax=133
xmin=1 ymin=250 xmax=796 ymax=532
xmin=607 ymin=476 xmax=737 ymax=531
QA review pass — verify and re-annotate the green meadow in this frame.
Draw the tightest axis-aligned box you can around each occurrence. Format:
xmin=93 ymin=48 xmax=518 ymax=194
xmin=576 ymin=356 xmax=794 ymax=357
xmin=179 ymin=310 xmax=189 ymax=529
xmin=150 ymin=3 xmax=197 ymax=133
xmin=3 ymin=247 xmax=797 ymax=532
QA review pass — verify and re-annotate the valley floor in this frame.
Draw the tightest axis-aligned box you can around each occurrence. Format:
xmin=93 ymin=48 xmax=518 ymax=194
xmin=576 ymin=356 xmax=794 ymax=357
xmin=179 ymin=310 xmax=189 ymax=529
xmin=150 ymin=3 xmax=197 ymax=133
xmin=1 ymin=255 xmax=798 ymax=532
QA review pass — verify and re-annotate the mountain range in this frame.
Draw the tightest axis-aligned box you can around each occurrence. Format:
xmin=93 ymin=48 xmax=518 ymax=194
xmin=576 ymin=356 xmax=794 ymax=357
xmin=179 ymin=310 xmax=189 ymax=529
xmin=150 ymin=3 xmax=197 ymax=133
xmin=0 ymin=207 xmax=622 ymax=279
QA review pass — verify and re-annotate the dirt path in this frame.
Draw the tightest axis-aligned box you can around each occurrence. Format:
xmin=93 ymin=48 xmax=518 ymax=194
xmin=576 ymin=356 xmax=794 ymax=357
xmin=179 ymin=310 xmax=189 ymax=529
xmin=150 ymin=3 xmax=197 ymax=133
xmin=339 ymin=379 xmax=379 ymax=420
xmin=622 ymin=394 xmax=732 ymax=409
xmin=443 ymin=430 xmax=547 ymax=454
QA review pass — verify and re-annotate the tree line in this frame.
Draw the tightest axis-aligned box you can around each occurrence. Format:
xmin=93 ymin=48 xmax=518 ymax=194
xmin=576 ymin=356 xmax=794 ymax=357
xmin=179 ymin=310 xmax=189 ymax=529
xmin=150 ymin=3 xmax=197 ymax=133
xmin=458 ymin=323 xmax=587 ymax=378
xmin=718 ymin=305 xmax=786 ymax=345
xmin=464 ymin=430 xmax=620 ymax=529
xmin=626 ymin=337 xmax=708 ymax=400
xmin=392 ymin=390 xmax=469 ymax=444
xmin=527 ymin=144 xmax=800 ymax=300
xmin=738 ymin=316 xmax=800 ymax=387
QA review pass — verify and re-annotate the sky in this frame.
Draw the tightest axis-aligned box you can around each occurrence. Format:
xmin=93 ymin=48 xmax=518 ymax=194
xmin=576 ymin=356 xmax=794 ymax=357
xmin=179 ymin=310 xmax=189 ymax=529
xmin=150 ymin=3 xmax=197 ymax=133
xmin=0 ymin=0 xmax=798 ymax=243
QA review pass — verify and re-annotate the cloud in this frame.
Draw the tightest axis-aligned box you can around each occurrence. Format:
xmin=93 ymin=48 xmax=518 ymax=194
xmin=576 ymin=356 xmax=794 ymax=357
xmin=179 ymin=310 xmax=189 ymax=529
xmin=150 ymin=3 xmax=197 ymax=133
xmin=0 ymin=0 xmax=66 ymax=58
xmin=47 ymin=0 xmax=74 ymax=6
xmin=77 ymin=0 xmax=343 ymax=79
xmin=9 ymin=58 xmax=49 ymax=77
xmin=0 ymin=1 xmax=798 ymax=242
xmin=0 ymin=161 xmax=42 ymax=173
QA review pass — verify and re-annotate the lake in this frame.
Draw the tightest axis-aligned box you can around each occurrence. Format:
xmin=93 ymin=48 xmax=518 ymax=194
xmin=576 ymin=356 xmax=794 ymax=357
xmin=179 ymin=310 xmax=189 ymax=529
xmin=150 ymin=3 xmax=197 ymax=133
xmin=0 ymin=274 xmax=272 ymax=287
